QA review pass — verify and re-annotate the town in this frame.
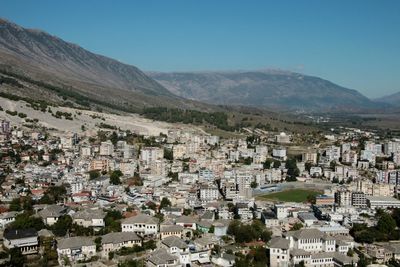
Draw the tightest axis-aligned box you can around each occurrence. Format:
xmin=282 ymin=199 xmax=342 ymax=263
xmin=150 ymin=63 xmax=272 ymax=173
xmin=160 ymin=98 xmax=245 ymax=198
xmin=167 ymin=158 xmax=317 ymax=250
xmin=1 ymin=117 xmax=400 ymax=267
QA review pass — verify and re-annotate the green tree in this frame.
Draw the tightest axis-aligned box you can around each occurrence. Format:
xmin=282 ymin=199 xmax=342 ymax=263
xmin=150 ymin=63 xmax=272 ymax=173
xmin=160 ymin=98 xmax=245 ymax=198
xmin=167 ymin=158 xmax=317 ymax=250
xmin=10 ymin=213 xmax=45 ymax=231
xmin=291 ymin=222 xmax=303 ymax=231
xmin=89 ymin=170 xmax=101 ymax=180
xmin=51 ymin=215 xmax=72 ymax=237
xmin=160 ymin=197 xmax=171 ymax=210
xmin=263 ymin=159 xmax=273 ymax=169
xmin=273 ymin=160 xmax=281 ymax=169
xmin=164 ymin=148 xmax=173 ymax=160
xmin=105 ymin=210 xmax=122 ymax=233
xmin=392 ymin=208 xmax=400 ymax=227
xmin=250 ymin=181 xmax=258 ymax=188
xmin=95 ymin=237 xmax=102 ymax=252
xmin=9 ymin=247 xmax=24 ymax=267
xmin=9 ymin=198 xmax=22 ymax=211
xmin=110 ymin=170 xmax=123 ymax=185
xmin=377 ymin=212 xmax=396 ymax=235
xmin=306 ymin=194 xmax=316 ymax=204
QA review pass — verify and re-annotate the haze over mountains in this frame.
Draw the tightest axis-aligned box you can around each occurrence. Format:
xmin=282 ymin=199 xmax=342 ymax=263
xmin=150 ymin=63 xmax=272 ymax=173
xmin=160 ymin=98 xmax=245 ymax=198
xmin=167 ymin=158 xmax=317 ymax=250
xmin=149 ymin=71 xmax=383 ymax=112
xmin=375 ymin=91 xmax=400 ymax=107
xmin=0 ymin=18 xmax=391 ymax=113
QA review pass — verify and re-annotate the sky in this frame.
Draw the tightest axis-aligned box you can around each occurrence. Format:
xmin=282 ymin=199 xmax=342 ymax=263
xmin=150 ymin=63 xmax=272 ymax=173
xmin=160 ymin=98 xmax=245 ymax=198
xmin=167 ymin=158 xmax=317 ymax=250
xmin=1 ymin=0 xmax=400 ymax=98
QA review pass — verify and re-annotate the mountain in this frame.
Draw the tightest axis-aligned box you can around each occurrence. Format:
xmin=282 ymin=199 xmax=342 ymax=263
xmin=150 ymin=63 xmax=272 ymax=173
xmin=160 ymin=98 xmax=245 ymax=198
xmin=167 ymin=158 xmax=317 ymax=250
xmin=0 ymin=18 xmax=202 ymax=111
xmin=375 ymin=91 xmax=400 ymax=107
xmin=149 ymin=70 xmax=381 ymax=112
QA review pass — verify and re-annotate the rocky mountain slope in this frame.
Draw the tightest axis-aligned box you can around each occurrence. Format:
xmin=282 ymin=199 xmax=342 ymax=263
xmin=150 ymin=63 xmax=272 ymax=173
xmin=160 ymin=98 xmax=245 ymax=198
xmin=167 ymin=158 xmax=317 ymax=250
xmin=0 ymin=18 xmax=204 ymax=112
xmin=149 ymin=70 xmax=381 ymax=112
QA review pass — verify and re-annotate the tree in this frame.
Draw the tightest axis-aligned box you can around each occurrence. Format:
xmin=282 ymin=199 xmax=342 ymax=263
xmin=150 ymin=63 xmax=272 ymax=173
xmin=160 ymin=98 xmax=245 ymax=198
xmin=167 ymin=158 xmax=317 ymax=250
xmin=105 ymin=210 xmax=122 ymax=233
xmin=95 ymin=237 xmax=102 ymax=252
xmin=377 ymin=212 xmax=396 ymax=235
xmin=89 ymin=170 xmax=100 ymax=180
xmin=306 ymin=194 xmax=316 ymax=204
xmin=163 ymin=148 xmax=173 ymax=161
xmin=183 ymin=209 xmax=192 ymax=216
xmin=286 ymin=158 xmax=300 ymax=180
xmin=250 ymin=181 xmax=258 ymax=188
xmin=147 ymin=201 xmax=157 ymax=210
xmin=51 ymin=215 xmax=72 ymax=236
xmin=358 ymin=254 xmax=371 ymax=267
xmin=11 ymin=213 xmax=45 ymax=231
xmin=110 ymin=170 xmax=123 ymax=185
xmin=347 ymin=248 xmax=354 ymax=257
xmin=392 ymin=208 xmax=400 ymax=227
xmin=40 ymin=185 xmax=67 ymax=204
xmin=330 ymin=161 xmax=337 ymax=170
xmin=9 ymin=247 xmax=24 ymax=267
xmin=9 ymin=198 xmax=22 ymax=211
xmin=260 ymin=229 xmax=272 ymax=242
xmin=263 ymin=159 xmax=273 ymax=169
xmin=273 ymin=160 xmax=281 ymax=169
xmin=305 ymin=162 xmax=313 ymax=172
xmin=160 ymin=197 xmax=171 ymax=210
xmin=295 ymin=261 xmax=305 ymax=267
xmin=290 ymin=222 xmax=303 ymax=231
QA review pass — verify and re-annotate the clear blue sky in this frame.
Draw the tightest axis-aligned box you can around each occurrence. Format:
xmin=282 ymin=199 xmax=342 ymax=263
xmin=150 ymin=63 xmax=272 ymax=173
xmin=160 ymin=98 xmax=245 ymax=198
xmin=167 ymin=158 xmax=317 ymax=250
xmin=1 ymin=0 xmax=400 ymax=98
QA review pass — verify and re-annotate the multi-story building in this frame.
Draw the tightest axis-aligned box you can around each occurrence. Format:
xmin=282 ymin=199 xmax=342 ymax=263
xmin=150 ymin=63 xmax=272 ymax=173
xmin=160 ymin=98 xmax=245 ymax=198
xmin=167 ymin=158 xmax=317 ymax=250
xmin=199 ymin=184 xmax=219 ymax=202
xmin=121 ymin=214 xmax=159 ymax=236
xmin=100 ymin=141 xmax=114 ymax=156
xmin=140 ymin=147 xmax=164 ymax=164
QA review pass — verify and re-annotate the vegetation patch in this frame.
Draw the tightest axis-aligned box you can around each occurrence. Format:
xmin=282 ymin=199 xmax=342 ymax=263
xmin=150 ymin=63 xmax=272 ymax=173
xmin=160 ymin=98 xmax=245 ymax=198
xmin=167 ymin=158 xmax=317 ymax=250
xmin=256 ymin=188 xmax=322 ymax=203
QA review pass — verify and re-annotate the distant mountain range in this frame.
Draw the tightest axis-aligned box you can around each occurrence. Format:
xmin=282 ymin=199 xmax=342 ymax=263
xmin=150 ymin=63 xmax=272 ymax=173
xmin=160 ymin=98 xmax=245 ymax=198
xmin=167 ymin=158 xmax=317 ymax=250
xmin=375 ymin=91 xmax=400 ymax=107
xmin=149 ymin=70 xmax=385 ymax=112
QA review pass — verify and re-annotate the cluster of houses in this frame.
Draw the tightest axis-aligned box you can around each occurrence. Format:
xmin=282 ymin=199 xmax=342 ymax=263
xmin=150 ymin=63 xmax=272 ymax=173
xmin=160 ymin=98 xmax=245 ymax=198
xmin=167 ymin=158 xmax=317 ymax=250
xmin=1 ymin=118 xmax=400 ymax=266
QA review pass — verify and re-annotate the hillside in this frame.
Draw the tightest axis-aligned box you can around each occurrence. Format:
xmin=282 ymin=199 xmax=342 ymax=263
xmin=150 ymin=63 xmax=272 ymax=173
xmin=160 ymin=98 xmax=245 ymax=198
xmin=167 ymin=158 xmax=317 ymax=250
xmin=149 ymin=70 xmax=381 ymax=112
xmin=375 ymin=91 xmax=400 ymax=107
xmin=0 ymin=18 xmax=205 ymax=112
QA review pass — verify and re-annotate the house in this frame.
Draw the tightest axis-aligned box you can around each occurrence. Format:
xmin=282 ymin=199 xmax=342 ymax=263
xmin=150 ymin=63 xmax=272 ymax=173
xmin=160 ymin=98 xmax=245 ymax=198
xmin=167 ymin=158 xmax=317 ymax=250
xmin=161 ymin=236 xmax=190 ymax=264
xmin=176 ymin=215 xmax=197 ymax=230
xmin=101 ymin=232 xmax=142 ymax=258
xmin=147 ymin=248 xmax=179 ymax=267
xmin=160 ymin=224 xmax=184 ymax=240
xmin=3 ymin=228 xmax=39 ymax=255
xmin=194 ymin=236 xmax=215 ymax=251
xmin=213 ymin=220 xmax=229 ymax=237
xmin=38 ymin=205 xmax=68 ymax=225
xmin=269 ymin=237 xmax=290 ymax=267
xmin=298 ymin=212 xmax=318 ymax=227
xmin=270 ymin=229 xmax=357 ymax=267
xmin=121 ymin=213 xmax=159 ymax=236
xmin=197 ymin=220 xmax=213 ymax=233
xmin=0 ymin=211 xmax=18 ymax=228
xmin=211 ymin=253 xmax=236 ymax=267
xmin=72 ymin=209 xmax=106 ymax=228
xmin=57 ymin=236 xmax=96 ymax=264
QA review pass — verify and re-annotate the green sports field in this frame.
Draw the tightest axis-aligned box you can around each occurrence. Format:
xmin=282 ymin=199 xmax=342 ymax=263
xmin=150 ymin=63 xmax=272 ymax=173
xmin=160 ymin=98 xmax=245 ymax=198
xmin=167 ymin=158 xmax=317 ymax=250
xmin=256 ymin=188 xmax=322 ymax=203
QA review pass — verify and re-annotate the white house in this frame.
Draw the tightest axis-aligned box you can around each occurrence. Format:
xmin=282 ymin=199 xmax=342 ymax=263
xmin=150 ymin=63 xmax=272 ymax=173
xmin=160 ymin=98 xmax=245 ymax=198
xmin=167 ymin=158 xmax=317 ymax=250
xmin=0 ymin=211 xmax=18 ymax=228
xmin=57 ymin=236 xmax=96 ymax=265
xmin=4 ymin=228 xmax=38 ymax=255
xmin=121 ymin=214 xmax=159 ymax=236
xmin=101 ymin=232 xmax=141 ymax=258
xmin=72 ymin=209 xmax=106 ymax=228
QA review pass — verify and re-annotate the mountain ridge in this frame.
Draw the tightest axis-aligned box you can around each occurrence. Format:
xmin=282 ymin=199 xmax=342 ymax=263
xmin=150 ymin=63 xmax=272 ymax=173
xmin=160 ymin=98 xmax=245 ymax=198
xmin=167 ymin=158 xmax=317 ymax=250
xmin=148 ymin=70 xmax=383 ymax=112
xmin=0 ymin=18 xmax=215 ymax=116
xmin=375 ymin=91 xmax=400 ymax=107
